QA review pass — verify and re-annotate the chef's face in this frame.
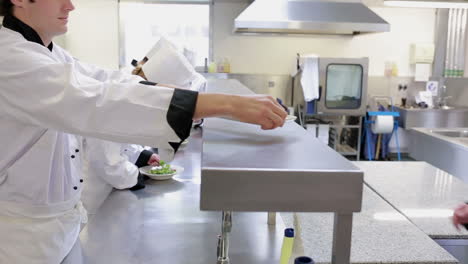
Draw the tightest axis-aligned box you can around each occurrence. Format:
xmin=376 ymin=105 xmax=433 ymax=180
xmin=13 ymin=0 xmax=75 ymax=39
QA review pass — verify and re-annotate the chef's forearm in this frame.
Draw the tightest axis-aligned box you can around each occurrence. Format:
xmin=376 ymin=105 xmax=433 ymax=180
xmin=193 ymin=93 xmax=233 ymax=120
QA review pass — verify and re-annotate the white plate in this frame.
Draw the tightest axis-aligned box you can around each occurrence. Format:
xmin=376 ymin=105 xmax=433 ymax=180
xmin=140 ymin=165 xmax=184 ymax=181
xmin=286 ymin=115 xmax=297 ymax=122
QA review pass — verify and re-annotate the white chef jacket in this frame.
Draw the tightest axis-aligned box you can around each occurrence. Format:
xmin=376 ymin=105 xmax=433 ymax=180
xmin=0 ymin=14 xmax=197 ymax=263
xmin=81 ymin=137 xmax=145 ymax=216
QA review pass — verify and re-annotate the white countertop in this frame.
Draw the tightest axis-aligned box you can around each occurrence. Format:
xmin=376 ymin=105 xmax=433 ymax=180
xmin=281 ymin=185 xmax=458 ymax=264
xmin=356 ymin=161 xmax=468 ymax=239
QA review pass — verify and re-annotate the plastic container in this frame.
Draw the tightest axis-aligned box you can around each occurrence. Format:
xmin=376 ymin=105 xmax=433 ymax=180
xmin=223 ymin=57 xmax=231 ymax=73
xmin=279 ymin=228 xmax=294 ymax=264
xmin=294 ymin=256 xmax=314 ymax=264
xmin=391 ymin=63 xmax=399 ymax=77
xmin=208 ymin=62 xmax=217 ymax=73
xmin=217 ymin=59 xmax=224 ymax=73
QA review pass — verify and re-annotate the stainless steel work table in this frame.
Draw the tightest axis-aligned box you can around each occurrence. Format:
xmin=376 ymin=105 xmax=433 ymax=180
xmin=76 ymin=79 xmax=364 ymax=264
xmin=202 ymin=79 xmax=363 ymax=264
xmin=201 ymin=116 xmax=363 ymax=264
xmin=76 ymin=129 xmax=287 ymax=264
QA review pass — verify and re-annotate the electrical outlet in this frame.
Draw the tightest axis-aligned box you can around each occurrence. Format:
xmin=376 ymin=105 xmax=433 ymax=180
xmin=268 ymin=81 xmax=275 ymax=88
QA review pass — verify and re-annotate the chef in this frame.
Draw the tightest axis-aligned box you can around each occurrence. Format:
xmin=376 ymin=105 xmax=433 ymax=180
xmin=80 ymin=137 xmax=159 ymax=220
xmin=0 ymin=0 xmax=287 ymax=262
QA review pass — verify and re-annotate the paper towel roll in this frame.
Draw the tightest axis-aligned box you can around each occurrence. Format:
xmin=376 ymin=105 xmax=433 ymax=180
xmin=371 ymin=116 xmax=394 ymax=134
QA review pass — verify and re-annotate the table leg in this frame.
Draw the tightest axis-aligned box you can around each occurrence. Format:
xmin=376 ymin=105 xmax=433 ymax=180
xmin=217 ymin=211 xmax=232 ymax=264
xmin=268 ymin=212 xmax=276 ymax=225
xmin=331 ymin=213 xmax=353 ymax=264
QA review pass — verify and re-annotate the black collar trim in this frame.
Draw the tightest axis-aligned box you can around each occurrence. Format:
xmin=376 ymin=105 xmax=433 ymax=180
xmin=2 ymin=14 xmax=53 ymax=51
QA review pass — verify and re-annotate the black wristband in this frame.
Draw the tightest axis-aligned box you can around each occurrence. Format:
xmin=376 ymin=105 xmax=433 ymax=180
xmin=134 ymin=150 xmax=154 ymax=168
xmin=139 ymin=80 xmax=157 ymax=86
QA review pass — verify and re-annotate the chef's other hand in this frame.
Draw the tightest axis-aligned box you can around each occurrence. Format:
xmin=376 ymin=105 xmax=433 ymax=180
xmin=453 ymin=204 xmax=468 ymax=230
xmin=148 ymin=153 xmax=160 ymax=166
xmin=194 ymin=94 xmax=288 ymax=130
xmin=132 ymin=65 xmax=147 ymax=80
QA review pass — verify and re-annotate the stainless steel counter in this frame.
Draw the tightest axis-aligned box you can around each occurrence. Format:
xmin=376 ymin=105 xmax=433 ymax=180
xmin=409 ymin=127 xmax=468 ymax=183
xmin=69 ymin=79 xmax=364 ymax=264
xmin=201 ymin=117 xmax=363 ymax=213
xmin=202 ymin=79 xmax=363 ymax=213
xmin=202 ymin=79 xmax=364 ymax=264
xmin=73 ymin=129 xmax=286 ymax=264
xmin=395 ymin=106 xmax=468 ymax=129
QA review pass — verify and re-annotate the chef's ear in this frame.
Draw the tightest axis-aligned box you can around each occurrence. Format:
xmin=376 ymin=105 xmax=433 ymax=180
xmin=10 ymin=0 xmax=34 ymax=8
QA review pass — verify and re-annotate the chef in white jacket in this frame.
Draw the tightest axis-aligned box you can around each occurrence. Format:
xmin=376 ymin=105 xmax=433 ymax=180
xmin=0 ymin=0 xmax=287 ymax=263
xmin=80 ymin=138 xmax=159 ymax=219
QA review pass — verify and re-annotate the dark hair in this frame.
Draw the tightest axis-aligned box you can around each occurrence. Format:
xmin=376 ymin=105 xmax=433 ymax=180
xmin=0 ymin=0 xmax=35 ymax=17
xmin=0 ymin=0 xmax=13 ymax=17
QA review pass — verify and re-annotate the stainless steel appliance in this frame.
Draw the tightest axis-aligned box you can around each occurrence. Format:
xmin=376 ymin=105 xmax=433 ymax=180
xmin=234 ymin=0 xmax=390 ymax=35
xmin=293 ymin=57 xmax=369 ymax=116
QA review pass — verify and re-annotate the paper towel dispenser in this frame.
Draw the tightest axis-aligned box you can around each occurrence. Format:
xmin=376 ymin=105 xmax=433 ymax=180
xmin=410 ymin=43 xmax=435 ymax=64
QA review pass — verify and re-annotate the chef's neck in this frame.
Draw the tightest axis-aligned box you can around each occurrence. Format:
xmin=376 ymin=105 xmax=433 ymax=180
xmin=12 ymin=12 xmax=54 ymax=47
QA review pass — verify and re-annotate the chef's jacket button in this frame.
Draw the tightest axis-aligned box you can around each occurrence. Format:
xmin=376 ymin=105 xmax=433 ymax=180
xmin=75 ymin=149 xmax=79 ymax=153
xmin=80 ymin=179 xmax=83 ymax=183
xmin=71 ymin=155 xmax=75 ymax=159
xmin=124 ymin=149 xmax=127 ymax=152
xmin=73 ymin=186 xmax=78 ymax=190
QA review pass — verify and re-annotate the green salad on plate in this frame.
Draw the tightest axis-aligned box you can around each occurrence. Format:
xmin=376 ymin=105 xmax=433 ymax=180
xmin=149 ymin=161 xmax=176 ymax=175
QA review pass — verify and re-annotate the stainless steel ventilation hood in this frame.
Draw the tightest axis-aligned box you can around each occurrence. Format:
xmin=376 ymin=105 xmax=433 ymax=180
xmin=234 ymin=0 xmax=390 ymax=35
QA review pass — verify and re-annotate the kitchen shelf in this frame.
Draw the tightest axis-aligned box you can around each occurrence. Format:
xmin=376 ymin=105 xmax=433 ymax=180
xmin=303 ymin=116 xmax=363 ymax=160
xmin=336 ymin=144 xmax=358 ymax=156
xmin=329 ymin=124 xmax=361 ymax=128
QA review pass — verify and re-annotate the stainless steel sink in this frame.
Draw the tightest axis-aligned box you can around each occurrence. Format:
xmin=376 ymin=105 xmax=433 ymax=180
xmin=410 ymin=128 xmax=468 ymax=183
xmin=395 ymin=106 xmax=468 ymax=129
xmin=432 ymin=130 xmax=468 ymax=137
xmin=438 ymin=106 xmax=455 ymax=110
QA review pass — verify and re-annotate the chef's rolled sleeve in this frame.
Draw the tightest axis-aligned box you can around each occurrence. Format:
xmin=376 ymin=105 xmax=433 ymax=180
xmin=167 ymin=89 xmax=198 ymax=142
xmin=134 ymin=149 xmax=154 ymax=168
xmin=136 ymin=82 xmax=198 ymax=149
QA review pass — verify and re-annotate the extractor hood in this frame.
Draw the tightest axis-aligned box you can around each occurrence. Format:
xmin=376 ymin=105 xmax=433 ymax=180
xmin=234 ymin=0 xmax=390 ymax=35
xmin=384 ymin=0 xmax=468 ymax=8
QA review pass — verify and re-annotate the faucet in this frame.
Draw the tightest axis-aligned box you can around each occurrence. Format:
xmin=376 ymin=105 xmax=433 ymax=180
xmin=436 ymin=85 xmax=453 ymax=109
xmin=437 ymin=96 xmax=453 ymax=109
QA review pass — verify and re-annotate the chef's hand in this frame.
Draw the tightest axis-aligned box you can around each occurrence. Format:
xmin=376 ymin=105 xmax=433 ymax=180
xmin=132 ymin=65 xmax=147 ymax=80
xmin=194 ymin=94 xmax=288 ymax=130
xmin=453 ymin=204 xmax=468 ymax=230
xmin=232 ymin=95 xmax=288 ymax=130
xmin=148 ymin=153 xmax=160 ymax=166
